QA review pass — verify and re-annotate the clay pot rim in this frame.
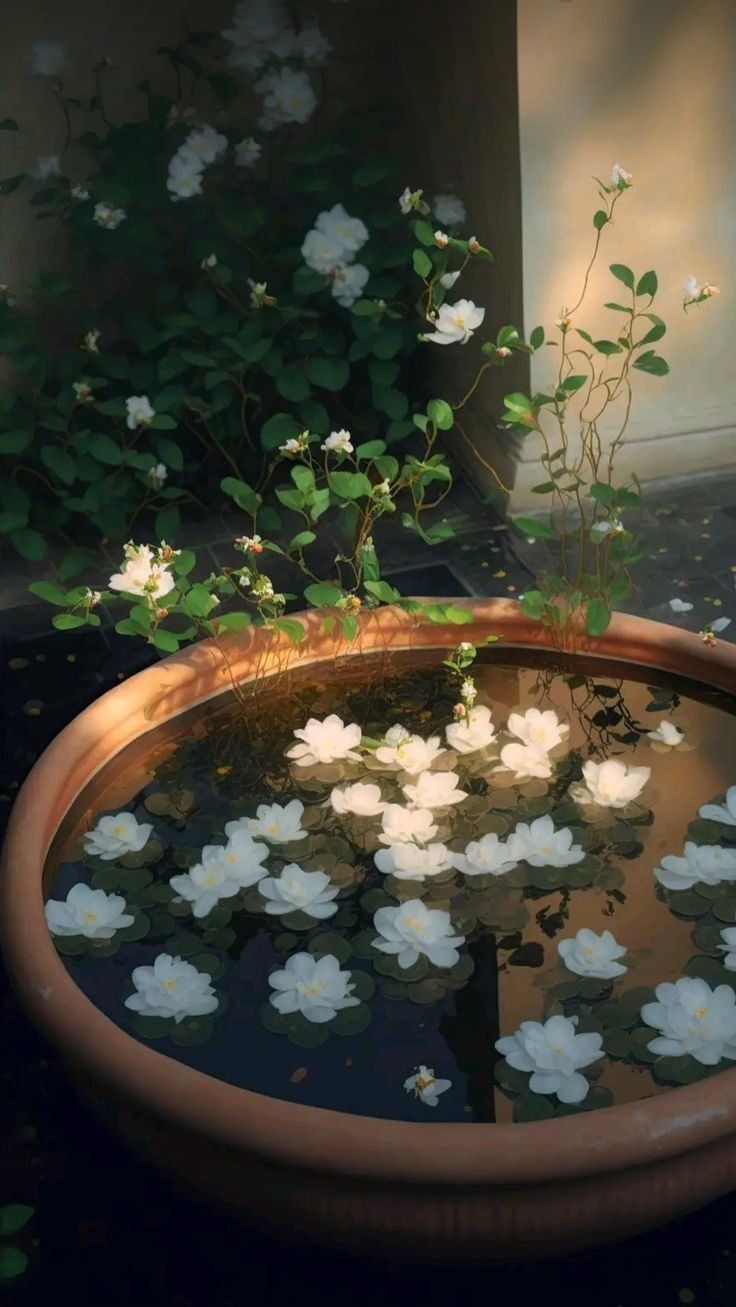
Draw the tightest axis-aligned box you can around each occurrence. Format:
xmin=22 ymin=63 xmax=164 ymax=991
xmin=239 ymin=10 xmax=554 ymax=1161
xmin=3 ymin=598 xmax=736 ymax=1189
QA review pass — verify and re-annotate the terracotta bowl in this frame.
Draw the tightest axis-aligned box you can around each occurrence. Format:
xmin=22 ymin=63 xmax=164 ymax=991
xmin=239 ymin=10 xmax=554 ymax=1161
xmin=3 ymin=598 xmax=736 ymax=1262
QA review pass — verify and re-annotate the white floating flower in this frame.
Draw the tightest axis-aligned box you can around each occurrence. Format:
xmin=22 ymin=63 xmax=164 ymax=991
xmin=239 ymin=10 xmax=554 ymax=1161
xmin=711 ymin=617 xmax=732 ymax=634
xmin=669 ymin=597 xmax=694 ymax=613
xmin=94 ymin=202 xmax=126 ymax=229
xmin=571 ymin=759 xmax=650 ymax=808
xmin=45 ymin=884 xmax=134 ymax=939
xmin=83 ymin=811 xmax=153 ymax=861
xmin=148 ymin=462 xmax=167 ymax=490
xmin=239 ymin=800 xmax=307 ymax=843
xmin=498 ymin=742 xmax=552 ymax=780
xmin=30 ymin=40 xmax=71 ymax=77
xmin=379 ymin=804 xmax=438 ymax=846
xmin=506 ymin=815 xmax=585 ymax=868
xmin=647 ymin=720 xmax=684 ymax=748
xmin=330 ymin=782 xmax=385 ymax=817
xmin=450 ymin=832 xmax=518 ymax=878
xmin=125 ymin=395 xmax=155 ymax=430
xmin=440 ymin=270 xmax=460 ymax=289
xmin=373 ymin=899 xmax=465 ymax=969
xmin=432 ymin=193 xmax=466 ymax=226
xmin=402 ymin=770 xmax=466 ymax=810
xmin=315 ymin=203 xmax=369 ymax=256
xmin=558 ymin=927 xmax=628 ymax=979
xmin=424 ymin=299 xmax=485 ymax=346
xmin=718 ymin=927 xmax=736 ymax=971
xmin=654 ymin=841 xmax=736 ymax=891
xmin=374 ymin=842 xmax=454 ymax=881
xmin=610 ymin=162 xmax=632 ymax=186
xmin=268 ymin=952 xmax=358 ymax=1023
xmin=257 ymin=66 xmax=316 ymax=129
xmin=170 ymin=853 xmax=243 ymax=918
xmin=215 ymin=829 xmax=270 ymax=886
xmin=301 ymin=227 xmax=346 ymax=274
xmin=31 ymin=155 xmax=61 ymax=180
xmin=108 ymin=543 xmax=175 ymax=600
xmin=321 ymin=428 xmax=354 ymax=455
xmin=699 ymin=787 xmax=736 ymax=826
xmin=235 ymin=136 xmax=262 ymax=168
xmin=287 ymin=714 xmax=362 ymax=766
xmin=259 ymin=863 xmax=339 ymax=919
xmin=404 ymin=1066 xmax=452 ymax=1107
xmin=641 ymin=977 xmax=736 ymax=1065
xmin=507 ymin=707 xmax=569 ymax=752
xmin=375 ymin=732 xmax=444 ymax=774
xmin=495 ymin=1015 xmax=604 ymax=1103
xmin=331 ymin=261 xmax=370 ymax=307
xmin=125 ymin=953 xmax=218 ymax=1023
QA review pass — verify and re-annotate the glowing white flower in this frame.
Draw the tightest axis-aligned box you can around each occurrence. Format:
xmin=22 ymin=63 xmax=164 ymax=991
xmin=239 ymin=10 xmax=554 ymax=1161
xmin=45 ymin=883 xmax=134 ymax=939
xmin=434 ymin=230 xmax=449 ymax=248
xmin=404 ymin=1066 xmax=452 ymax=1107
xmin=82 ymin=328 xmax=101 ymax=352
xmin=94 ymin=202 xmax=126 ymax=229
xmin=73 ymin=380 xmax=93 ymax=403
xmin=669 ymin=597 xmax=693 ymax=613
xmin=235 ymin=136 xmax=262 ymax=168
xmin=148 ymin=462 xmax=167 ymax=490
xmin=375 ymin=732 xmax=444 ymax=774
xmin=83 ymin=811 xmax=153 ymax=861
xmin=330 ymin=782 xmax=385 ymax=817
xmin=170 ymin=853 xmax=243 ymax=918
xmin=402 ymin=770 xmax=466 ymax=810
xmin=450 ymin=833 xmax=518 ymax=878
xmin=642 ymin=977 xmax=736 ymax=1065
xmin=331 ymin=261 xmax=370 ymax=307
xmin=213 ymin=829 xmax=270 ymax=886
xmin=424 ymin=299 xmax=485 ymax=346
xmin=239 ymin=800 xmax=306 ymax=843
xmin=301 ymin=227 xmax=345 ymax=274
xmin=399 ymin=186 xmax=423 ymax=214
xmin=287 ymin=714 xmax=362 ymax=766
xmin=125 ymin=953 xmax=218 ymax=1023
xmin=498 ymin=742 xmax=552 ymax=780
xmin=445 ymin=704 xmax=497 ymax=754
xmin=378 ymin=805 xmax=437 ymax=847
xmin=30 ymin=40 xmax=70 ymax=77
xmin=496 ymin=1015 xmax=603 ymax=1103
xmin=268 ymin=951 xmax=359 ymax=1023
xmin=259 ymin=863 xmax=339 ymax=919
xmin=571 ymin=759 xmax=650 ymax=808
xmin=558 ymin=928 xmax=628 ymax=980
xmin=432 ymin=193 xmax=466 ymax=226
xmin=293 ymin=18 xmax=332 ymax=64
xmin=654 ymin=841 xmax=736 ymax=891
xmin=700 ymin=787 xmax=736 ymax=826
xmin=507 ymin=708 xmax=569 ymax=752
xmin=373 ymin=899 xmax=465 ymax=969
xmin=322 ymin=428 xmax=354 ymax=455
xmin=383 ymin=723 xmax=411 ymax=747
xmin=507 ymin=815 xmax=585 ymax=868
xmin=315 ymin=203 xmax=369 ymax=256
xmin=223 ymin=0 xmax=297 ymax=74
xmin=683 ymin=275 xmax=701 ymax=300
xmin=125 ymin=395 xmax=155 ymax=430
xmin=374 ymin=842 xmax=454 ymax=881
xmin=610 ymin=162 xmax=632 ymax=186
xmin=181 ymin=125 xmax=228 ymax=166
xmin=257 ymin=67 xmax=316 ymax=130
xmin=108 ymin=543 xmax=175 ymax=600
xmin=719 ymin=927 xmax=736 ymax=971
xmin=167 ymin=151 xmax=205 ymax=201
xmin=647 ymin=720 xmax=684 ymax=747
xmin=71 ymin=183 xmax=90 ymax=200
xmin=31 ymin=156 xmax=61 ymax=180
xmin=440 ymin=270 xmax=460 ymax=290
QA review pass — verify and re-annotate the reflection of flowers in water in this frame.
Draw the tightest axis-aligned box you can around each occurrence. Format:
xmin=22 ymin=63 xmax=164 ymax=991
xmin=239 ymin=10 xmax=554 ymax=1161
xmin=259 ymin=863 xmax=339 ymax=919
xmin=507 ymin=708 xmax=569 ymax=752
xmin=404 ymin=1065 xmax=452 ymax=1107
xmin=125 ymin=953 xmax=218 ymax=1023
xmin=647 ymin=720 xmax=685 ymax=748
xmin=287 ymin=714 xmax=362 ymax=766
xmin=402 ymin=770 xmax=466 ymax=810
xmin=83 ymin=811 xmax=153 ymax=860
xmin=330 ymin=781 xmax=385 ymax=816
xmin=375 ymin=728 xmax=445 ymax=773
xmin=557 ymin=927 xmax=628 ymax=980
xmin=378 ymin=804 xmax=438 ymax=846
xmin=570 ymin=759 xmax=650 ymax=809
xmin=700 ymin=787 xmax=736 ymax=827
xmin=641 ymin=978 xmax=736 ymax=1065
xmin=654 ymin=841 xmax=736 ymax=891
xmin=372 ymin=900 xmax=465 ymax=969
xmin=719 ymin=928 xmax=736 ymax=971
xmin=268 ymin=952 xmax=359 ymax=1023
xmin=445 ymin=704 xmax=497 ymax=754
xmin=495 ymin=1015 xmax=604 ymax=1103
xmin=507 ymin=815 xmax=585 ymax=868
xmin=45 ymin=884 xmax=134 ymax=939
xmin=497 ymin=742 xmax=552 ymax=780
xmin=450 ymin=832 xmax=518 ymax=878
xmin=374 ymin=842 xmax=454 ymax=881
xmin=241 ymin=800 xmax=307 ymax=843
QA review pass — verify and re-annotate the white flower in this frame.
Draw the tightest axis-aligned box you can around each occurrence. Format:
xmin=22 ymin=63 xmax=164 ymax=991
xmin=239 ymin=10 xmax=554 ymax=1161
xmin=700 ymin=787 xmax=736 ymax=826
xmin=461 ymin=678 xmax=477 ymax=702
xmin=445 ymin=704 xmax=496 ymax=754
xmin=506 ymin=815 xmax=585 ymax=868
xmin=257 ymin=67 xmax=316 ymax=130
xmin=399 ymin=185 xmax=423 ymax=214
xmin=45 ymin=883 xmax=134 ymax=939
xmin=610 ymin=163 xmax=632 ymax=186
xmin=93 ymin=202 xmax=126 ymax=229
xmin=108 ymin=543 xmax=175 ymax=600
xmin=30 ymin=40 xmax=70 ymax=77
xmin=287 ymin=714 xmax=362 ymax=766
xmin=654 ymin=841 xmax=736 ymax=891
xmin=234 ymin=533 xmax=263 ymax=553
xmin=558 ymin=928 xmax=628 ymax=980
xmin=322 ymin=428 xmax=354 ymax=455
xmin=402 ymin=770 xmax=466 ymax=810
xmin=125 ymin=953 xmax=218 ymax=1023
xmin=683 ymin=275 xmax=701 ymax=300
xmin=404 ymin=1066 xmax=452 ymax=1107
xmin=383 ymin=723 xmax=411 ymax=747
xmin=498 ymin=742 xmax=552 ymax=780
xmin=571 ymin=759 xmax=650 ymax=809
xmin=259 ymin=863 xmax=339 ymax=919
xmin=301 ymin=228 xmax=346 ymax=274
xmin=375 ymin=732 xmax=444 ymax=774
xmin=315 ymin=203 xmax=369 ymax=256
xmin=641 ymin=978 xmax=736 ymax=1065
xmin=83 ymin=811 xmax=153 ymax=860
xmin=440 ymin=270 xmax=460 ymax=289
xmin=280 ymin=436 xmax=306 ymax=456
xmin=374 ymin=842 xmax=454 ymax=881
xmin=507 ymin=707 xmax=569 ymax=752
xmin=432 ymin=193 xmax=466 ymax=226
xmin=71 ymin=183 xmax=90 ymax=200
xmin=450 ymin=833 xmax=518 ymax=878
xmin=495 ymin=1015 xmax=603 ymax=1104
xmin=170 ymin=853 xmax=243 ymax=918
xmin=718 ymin=927 xmax=736 ymax=971
xmin=293 ymin=18 xmax=332 ymax=64
xmin=378 ymin=805 xmax=438 ymax=846
xmin=268 ymin=952 xmax=359 ymax=1023
xmin=73 ymin=380 xmax=93 ymax=403
xmin=424 ymin=299 xmax=485 ymax=346
xmin=181 ymin=125 xmax=228 ymax=166
xmin=31 ymin=155 xmax=61 ymax=180
xmin=669 ymin=597 xmax=694 ymax=613
xmin=373 ymin=899 xmax=465 ymax=969
xmin=592 ymin=517 xmax=625 ymax=538
xmin=434 ymin=230 xmax=449 ymax=248
xmin=223 ymin=0 xmax=297 ymax=74
xmin=82 ymin=329 xmax=101 ymax=353
xmin=125 ymin=395 xmax=155 ymax=430
xmin=331 ymin=261 xmax=370 ymax=307
xmin=235 ymin=136 xmax=262 ymax=167
xmin=647 ymin=720 xmax=684 ymax=747
xmin=241 ymin=799 xmax=307 ymax=842
xmin=214 ymin=829 xmax=270 ymax=886
xmin=200 ymin=253 xmax=218 ymax=269
xmin=374 ymin=478 xmax=391 ymax=498
xmin=167 ymin=151 xmax=205 ymax=201
xmin=330 ymin=782 xmax=385 ymax=817
xmin=148 ymin=462 xmax=167 ymax=490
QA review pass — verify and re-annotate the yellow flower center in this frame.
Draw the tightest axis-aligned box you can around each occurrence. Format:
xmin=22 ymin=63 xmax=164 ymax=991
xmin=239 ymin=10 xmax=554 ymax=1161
xmin=163 ymin=979 xmax=178 ymax=990
xmin=112 ymin=824 xmax=127 ymax=836
xmin=303 ymin=982 xmax=325 ymax=997
xmin=451 ymin=313 xmax=467 ymax=329
xmin=82 ymin=911 xmax=97 ymax=922
xmin=405 ymin=917 xmax=425 ymax=933
xmin=695 ymin=1006 xmax=708 ymax=1018
xmin=583 ymin=946 xmax=595 ymax=957
xmin=267 ymin=824 xmax=278 ymax=835
xmin=203 ymin=875 xmax=217 ymax=886
xmin=415 ymin=1075 xmax=435 ymax=1092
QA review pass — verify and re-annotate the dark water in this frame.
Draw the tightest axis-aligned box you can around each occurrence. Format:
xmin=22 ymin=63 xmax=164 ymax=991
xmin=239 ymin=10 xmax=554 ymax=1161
xmin=46 ymin=649 xmax=736 ymax=1124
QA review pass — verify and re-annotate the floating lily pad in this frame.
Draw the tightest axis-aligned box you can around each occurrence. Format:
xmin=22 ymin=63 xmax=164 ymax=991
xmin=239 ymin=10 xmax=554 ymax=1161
xmin=712 ymin=898 xmax=736 ymax=924
xmin=601 ymin=1029 xmax=632 ymax=1058
xmin=170 ymin=1015 xmax=215 ymax=1046
xmin=273 ymin=932 xmax=299 ymax=953
xmin=692 ymin=923 xmax=728 ymax=955
xmin=203 ymin=926 xmax=237 ymax=950
xmin=652 ymin=1055 xmax=711 ymax=1086
xmin=91 ymin=866 xmax=153 ymax=893
xmin=130 ymin=1014 xmax=172 ymax=1040
xmin=373 ymin=952 xmax=430 ymax=983
xmin=54 ymin=934 xmax=96 ymax=957
xmin=508 ymin=942 xmax=545 ymax=968
xmin=349 ymin=969 xmax=375 ymax=1002
xmin=664 ymin=890 xmax=711 ymax=919
xmin=330 ymin=1004 xmax=372 ymax=1036
xmin=308 ymin=932 xmax=352 ymax=964
xmin=598 ymin=1001 xmax=639 ymax=1030
xmin=288 ymin=1022 xmax=331 ymax=1048
xmin=512 ymin=1092 xmax=557 ymax=1123
xmin=629 ymin=1026 xmax=657 ymax=1062
xmin=405 ymin=978 xmax=447 ymax=1005
xmin=189 ymin=951 xmax=226 ymax=980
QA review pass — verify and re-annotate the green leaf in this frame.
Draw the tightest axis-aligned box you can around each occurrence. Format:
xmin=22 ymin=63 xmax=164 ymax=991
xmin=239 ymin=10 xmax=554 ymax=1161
xmin=273 ymin=617 xmax=306 ymax=643
xmin=0 ymin=1205 xmax=34 ymax=1237
xmin=329 ymin=470 xmax=373 ymax=499
xmin=412 ymin=219 xmax=435 ymax=246
xmin=593 ymin=209 xmax=608 ymax=231
xmin=184 ymin=583 xmax=215 ymax=617
xmin=289 ymin=530 xmax=316 ymax=549
xmin=531 ymin=481 xmax=555 ymax=494
xmin=153 ymin=628 xmax=180 ymax=653
xmin=593 ymin=340 xmax=623 ymax=356
xmin=636 ymin=269 xmax=658 ymax=297
xmin=0 ymin=1246 xmax=28 ymax=1280
xmin=561 ymin=374 xmax=587 ymax=393
xmin=609 ymin=263 xmax=635 ymax=289
xmin=512 ymin=515 xmax=556 ymax=541
xmin=58 ymin=547 xmax=90 ymax=580
xmin=307 ymin=356 xmax=349 ymax=392
xmin=364 ymin=579 xmax=400 ymax=603
xmin=216 ymin=611 xmax=252 ymax=631
xmin=152 ymin=436 xmax=183 ymax=472
xmin=0 ymin=174 xmax=25 ymax=196
xmin=155 ymin=505 xmax=180 ymax=540
xmin=304 ymin=582 xmax=342 ymax=606
xmin=260 ymin=412 xmax=300 ymax=451
xmin=52 ymin=613 xmax=86 ymax=630
xmin=220 ymin=476 xmax=260 ymax=514
xmin=520 ymin=589 xmax=545 ymax=619
xmin=638 ymin=314 xmax=666 ymax=346
xmin=292 ymin=265 xmax=327 ymax=295
xmin=40 ymin=445 xmax=75 ymax=484
xmin=412 ymin=248 xmax=432 ymax=278
xmin=427 ymin=398 xmax=454 ymax=430
xmin=0 ymin=429 xmax=31 ymax=454
xmin=174 ymin=549 xmax=196 ymax=576
xmin=633 ymin=350 xmax=669 ymax=376
xmin=529 ymin=325 xmax=545 ymax=349
xmin=10 ymin=527 xmax=46 ymax=560
xmin=589 ymin=481 xmax=617 ymax=506
xmin=355 ymin=440 xmax=386 ymax=461
xmin=207 ymin=70 xmax=239 ymax=105
xmin=341 ymin=614 xmax=359 ymax=641
xmin=87 ymin=433 xmax=123 ymax=465
xmin=586 ymin=597 xmax=612 ymax=636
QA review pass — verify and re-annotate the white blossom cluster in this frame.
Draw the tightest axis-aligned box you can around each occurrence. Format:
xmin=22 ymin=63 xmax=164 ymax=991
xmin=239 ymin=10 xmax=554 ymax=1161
xmin=301 ymin=204 xmax=370 ymax=307
xmin=167 ymin=124 xmax=228 ymax=202
xmin=223 ymin=0 xmax=329 ymax=130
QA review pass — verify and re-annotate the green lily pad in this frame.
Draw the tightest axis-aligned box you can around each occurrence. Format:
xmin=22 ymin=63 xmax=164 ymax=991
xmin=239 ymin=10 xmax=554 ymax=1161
xmin=406 ymin=978 xmax=447 ymax=1005
xmin=495 ymin=1062 xmax=529 ymax=1093
xmin=349 ymin=969 xmax=375 ymax=1001
xmin=602 ymin=1029 xmax=632 ymax=1058
xmin=129 ymin=1014 xmax=172 ymax=1040
xmin=288 ymin=1022 xmax=330 ymax=1048
xmin=599 ymin=1001 xmax=639 ymax=1030
xmin=273 ymin=932 xmax=299 ymax=953
xmin=513 ymin=1092 xmax=557 ymax=1122
xmin=712 ymin=898 xmax=736 ymax=924
xmin=330 ymin=1004 xmax=372 ymax=1036
xmin=203 ymin=926 xmax=237 ymax=949
xmin=170 ymin=1016 xmax=215 ymax=1046
xmin=373 ymin=952 xmax=429 ymax=983
xmin=652 ymin=1055 xmax=711 ymax=1086
xmin=629 ymin=1026 xmax=658 ymax=1062
xmin=662 ymin=890 xmax=710 ymax=919
xmin=189 ymin=951 xmax=225 ymax=980
xmin=308 ymin=932 xmax=352 ymax=964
